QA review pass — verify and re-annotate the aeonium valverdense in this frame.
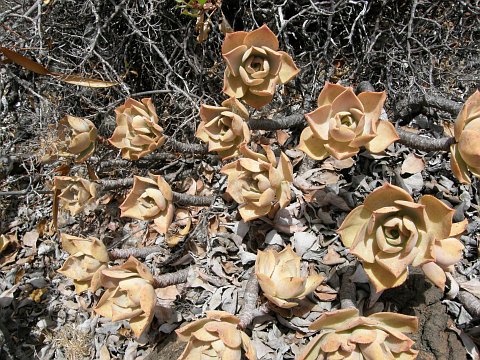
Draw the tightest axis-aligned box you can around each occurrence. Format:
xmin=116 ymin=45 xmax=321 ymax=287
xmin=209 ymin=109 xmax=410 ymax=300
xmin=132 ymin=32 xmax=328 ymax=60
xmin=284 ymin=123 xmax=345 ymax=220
xmin=222 ymin=24 xmax=299 ymax=109
xmin=196 ymin=97 xmax=250 ymax=159
xmin=109 ymin=98 xmax=166 ymax=160
xmin=57 ymin=233 xmax=108 ymax=294
xmin=221 ymin=145 xmax=293 ymax=221
xmin=94 ymin=256 xmax=156 ymax=338
xmin=298 ymin=308 xmax=419 ymax=360
xmin=450 ymin=90 xmax=480 ymax=184
xmin=119 ymin=175 xmax=175 ymax=233
xmin=176 ymin=311 xmax=256 ymax=359
xmin=338 ymin=183 xmax=465 ymax=292
xmin=255 ymin=246 xmax=324 ymax=308
xmin=298 ymin=82 xmax=399 ymax=161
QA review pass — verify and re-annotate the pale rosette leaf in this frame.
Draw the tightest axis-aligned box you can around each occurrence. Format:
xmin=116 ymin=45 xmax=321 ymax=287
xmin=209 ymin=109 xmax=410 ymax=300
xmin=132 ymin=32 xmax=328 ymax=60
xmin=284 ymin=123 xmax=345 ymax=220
xmin=57 ymin=115 xmax=97 ymax=162
xmin=222 ymin=24 xmax=299 ymax=109
xmin=298 ymin=82 xmax=399 ymax=161
xmin=298 ymin=308 xmax=419 ymax=360
xmin=450 ymin=90 xmax=480 ymax=184
xmin=119 ymin=175 xmax=175 ymax=233
xmin=176 ymin=310 xmax=256 ymax=360
xmin=196 ymin=97 xmax=250 ymax=159
xmin=255 ymin=245 xmax=324 ymax=308
xmin=94 ymin=256 xmax=156 ymax=338
xmin=54 ymin=176 xmax=97 ymax=216
xmin=221 ymin=145 xmax=293 ymax=221
xmin=57 ymin=233 xmax=109 ymax=294
xmin=338 ymin=183 xmax=465 ymax=292
xmin=109 ymin=98 xmax=166 ymax=160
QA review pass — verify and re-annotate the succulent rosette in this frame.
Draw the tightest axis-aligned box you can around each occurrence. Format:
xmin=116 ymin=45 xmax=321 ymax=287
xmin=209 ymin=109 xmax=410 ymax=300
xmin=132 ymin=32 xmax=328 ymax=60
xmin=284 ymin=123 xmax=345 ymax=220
xmin=221 ymin=145 xmax=293 ymax=221
xmin=255 ymin=246 xmax=324 ymax=308
xmin=196 ymin=97 xmax=250 ymax=159
xmin=109 ymin=98 xmax=166 ymax=160
xmin=450 ymin=90 xmax=480 ymax=184
xmin=94 ymin=256 xmax=156 ymax=338
xmin=57 ymin=115 xmax=97 ymax=162
xmin=119 ymin=175 xmax=175 ymax=233
xmin=298 ymin=82 xmax=399 ymax=160
xmin=222 ymin=24 xmax=299 ymax=109
xmin=298 ymin=308 xmax=418 ymax=360
xmin=338 ymin=183 xmax=465 ymax=292
xmin=57 ymin=233 xmax=109 ymax=294
xmin=176 ymin=311 xmax=256 ymax=360
xmin=54 ymin=176 xmax=97 ymax=215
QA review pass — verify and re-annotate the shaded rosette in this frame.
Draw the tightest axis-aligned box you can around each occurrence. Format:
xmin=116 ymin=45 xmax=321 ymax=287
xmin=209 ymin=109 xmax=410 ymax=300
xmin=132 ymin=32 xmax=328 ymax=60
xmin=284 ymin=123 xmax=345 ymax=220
xmin=109 ymin=98 xmax=166 ymax=160
xmin=221 ymin=145 xmax=293 ymax=221
xmin=196 ymin=97 xmax=250 ymax=159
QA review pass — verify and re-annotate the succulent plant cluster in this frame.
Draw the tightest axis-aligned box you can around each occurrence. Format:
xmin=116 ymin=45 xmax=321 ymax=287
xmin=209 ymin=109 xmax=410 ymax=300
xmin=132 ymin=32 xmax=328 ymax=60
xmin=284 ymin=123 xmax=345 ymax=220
xmin=42 ymin=23 xmax=476 ymax=358
xmin=298 ymin=308 xmax=419 ymax=360
xmin=338 ymin=183 xmax=465 ymax=292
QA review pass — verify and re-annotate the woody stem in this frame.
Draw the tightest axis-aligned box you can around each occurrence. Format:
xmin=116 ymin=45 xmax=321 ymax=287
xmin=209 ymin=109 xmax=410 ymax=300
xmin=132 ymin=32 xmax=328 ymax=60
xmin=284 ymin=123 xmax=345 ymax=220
xmin=339 ymin=265 xmax=357 ymax=310
xmin=396 ymin=128 xmax=456 ymax=152
xmin=248 ymin=114 xmax=306 ymax=130
xmin=108 ymin=246 xmax=164 ymax=260
xmin=96 ymin=178 xmax=215 ymax=206
xmin=152 ymin=268 xmax=190 ymax=288
xmin=238 ymin=268 xmax=261 ymax=330
xmin=164 ymin=136 xmax=208 ymax=153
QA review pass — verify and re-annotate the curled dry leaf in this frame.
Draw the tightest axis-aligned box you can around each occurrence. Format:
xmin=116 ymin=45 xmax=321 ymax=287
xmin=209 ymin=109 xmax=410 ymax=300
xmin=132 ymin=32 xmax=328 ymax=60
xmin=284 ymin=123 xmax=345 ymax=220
xmin=321 ymin=245 xmax=346 ymax=266
xmin=221 ymin=145 xmax=293 ymax=221
xmin=57 ymin=233 xmax=109 ymax=294
xmin=255 ymin=245 xmax=324 ymax=308
xmin=450 ymin=90 xmax=480 ymax=184
xmin=54 ymin=176 xmax=97 ymax=216
xmin=222 ymin=24 xmax=299 ymax=109
xmin=109 ymin=98 xmax=166 ymax=160
xmin=0 ymin=47 xmax=117 ymax=87
xmin=176 ymin=310 xmax=256 ymax=359
xmin=298 ymin=308 xmax=418 ymax=360
xmin=338 ymin=183 xmax=465 ymax=292
xmin=94 ymin=257 xmax=156 ymax=338
xmin=401 ymin=153 xmax=425 ymax=175
xmin=166 ymin=209 xmax=192 ymax=247
xmin=298 ymin=82 xmax=399 ymax=161
xmin=119 ymin=175 xmax=175 ymax=234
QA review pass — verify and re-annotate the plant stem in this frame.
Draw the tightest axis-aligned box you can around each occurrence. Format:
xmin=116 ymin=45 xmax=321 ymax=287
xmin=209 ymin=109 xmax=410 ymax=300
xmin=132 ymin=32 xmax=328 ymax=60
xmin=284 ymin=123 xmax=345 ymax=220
xmin=456 ymin=290 xmax=480 ymax=318
xmin=396 ymin=128 xmax=455 ymax=152
xmin=172 ymin=191 xmax=214 ymax=206
xmin=165 ymin=137 xmax=208 ymax=153
xmin=152 ymin=268 xmax=190 ymax=288
xmin=108 ymin=246 xmax=164 ymax=260
xmin=96 ymin=178 xmax=215 ymax=206
xmin=339 ymin=266 xmax=357 ymax=309
xmin=395 ymin=92 xmax=463 ymax=120
xmin=249 ymin=114 xmax=305 ymax=130
xmin=238 ymin=268 xmax=261 ymax=330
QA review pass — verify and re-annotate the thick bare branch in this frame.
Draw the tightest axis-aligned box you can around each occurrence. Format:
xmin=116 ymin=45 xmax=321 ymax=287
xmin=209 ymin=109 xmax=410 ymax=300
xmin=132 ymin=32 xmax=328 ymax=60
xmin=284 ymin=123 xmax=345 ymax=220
xmin=396 ymin=128 xmax=455 ymax=152
xmin=108 ymin=246 xmax=164 ymax=260
xmin=249 ymin=114 xmax=306 ymax=130
xmin=152 ymin=268 xmax=190 ymax=288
